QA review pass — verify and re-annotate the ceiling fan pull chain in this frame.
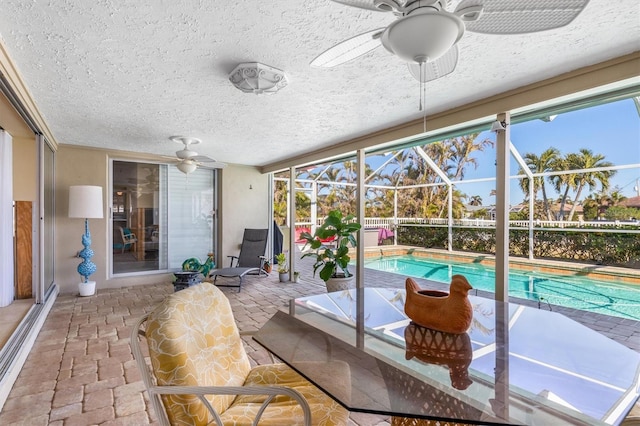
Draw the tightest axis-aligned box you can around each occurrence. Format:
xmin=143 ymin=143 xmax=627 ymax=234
xmin=418 ymin=61 xmax=424 ymax=111
xmin=422 ymin=64 xmax=427 ymax=133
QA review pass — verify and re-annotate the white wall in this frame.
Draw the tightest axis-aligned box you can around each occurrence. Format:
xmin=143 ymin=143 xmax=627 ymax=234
xmin=219 ymin=165 xmax=270 ymax=265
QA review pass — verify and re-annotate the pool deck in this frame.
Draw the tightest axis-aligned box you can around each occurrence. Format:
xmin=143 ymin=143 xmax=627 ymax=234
xmin=0 ymin=253 xmax=637 ymax=425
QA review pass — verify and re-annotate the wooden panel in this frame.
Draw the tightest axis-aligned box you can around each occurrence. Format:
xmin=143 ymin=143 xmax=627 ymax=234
xmin=14 ymin=201 xmax=32 ymax=299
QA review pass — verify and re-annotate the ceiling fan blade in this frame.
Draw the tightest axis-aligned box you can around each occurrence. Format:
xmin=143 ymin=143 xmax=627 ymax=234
xmin=191 ymin=154 xmax=217 ymax=163
xmin=200 ymin=162 xmax=227 ymax=169
xmin=330 ymin=0 xmax=383 ymax=12
xmin=311 ymin=28 xmax=384 ymax=68
xmin=460 ymin=0 xmax=590 ymax=34
xmin=407 ymin=45 xmax=458 ymax=82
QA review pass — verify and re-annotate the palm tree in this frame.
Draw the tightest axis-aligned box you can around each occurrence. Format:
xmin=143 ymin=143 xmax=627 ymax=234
xmin=549 ymin=155 xmax=577 ymax=221
xmin=582 ymin=195 xmax=599 ymax=220
xmin=609 ymin=188 xmax=627 ymax=206
xmin=566 ymin=149 xmax=615 ymax=221
xmin=518 ymin=148 xmax=560 ymax=220
xmin=449 ymin=133 xmax=494 ymax=181
xmin=468 ymin=195 xmax=483 ymax=206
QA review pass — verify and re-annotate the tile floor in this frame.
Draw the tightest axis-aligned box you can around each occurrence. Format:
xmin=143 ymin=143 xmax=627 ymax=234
xmin=0 ymin=263 xmax=637 ymax=425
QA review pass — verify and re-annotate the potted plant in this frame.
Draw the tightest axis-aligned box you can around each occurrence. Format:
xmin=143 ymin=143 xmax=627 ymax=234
xmin=293 ymin=271 xmax=300 ymax=283
xmin=300 ymin=210 xmax=362 ymax=292
xmin=275 ymin=252 xmax=289 ymax=282
xmin=262 ymin=259 xmax=272 ymax=274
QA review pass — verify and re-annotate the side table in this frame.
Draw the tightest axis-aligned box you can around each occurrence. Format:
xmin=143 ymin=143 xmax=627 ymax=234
xmin=173 ymin=271 xmax=202 ymax=292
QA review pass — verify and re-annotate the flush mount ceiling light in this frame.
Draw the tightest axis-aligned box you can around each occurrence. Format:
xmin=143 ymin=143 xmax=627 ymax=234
xmin=229 ymin=62 xmax=288 ymax=95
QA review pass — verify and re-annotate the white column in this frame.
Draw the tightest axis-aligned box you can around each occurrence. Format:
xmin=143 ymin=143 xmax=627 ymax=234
xmin=0 ymin=130 xmax=14 ymax=306
xmin=289 ymin=166 xmax=296 ymax=281
xmin=311 ymin=181 xmax=317 ymax=231
xmin=495 ymin=113 xmax=510 ymax=302
xmin=448 ymin=184 xmax=453 ymax=251
xmin=528 ymin=176 xmax=534 ymax=260
xmin=393 ymin=189 xmax=398 ymax=245
xmin=356 ymin=149 xmax=366 ymax=348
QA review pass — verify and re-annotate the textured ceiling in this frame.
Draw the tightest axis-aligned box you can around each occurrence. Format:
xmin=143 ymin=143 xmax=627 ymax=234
xmin=0 ymin=0 xmax=638 ymax=168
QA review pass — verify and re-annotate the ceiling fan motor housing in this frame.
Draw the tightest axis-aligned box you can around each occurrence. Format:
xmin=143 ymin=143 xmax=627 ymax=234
xmin=176 ymin=148 xmax=197 ymax=160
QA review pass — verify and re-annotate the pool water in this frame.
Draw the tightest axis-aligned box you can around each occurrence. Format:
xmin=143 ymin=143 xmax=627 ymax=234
xmin=364 ymin=255 xmax=640 ymax=320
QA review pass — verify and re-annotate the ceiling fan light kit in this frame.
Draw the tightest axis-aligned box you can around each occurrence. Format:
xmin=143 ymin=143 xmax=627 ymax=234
xmin=176 ymin=159 xmax=198 ymax=174
xmin=380 ymin=9 xmax=464 ymax=63
xmin=229 ymin=62 xmax=288 ymax=95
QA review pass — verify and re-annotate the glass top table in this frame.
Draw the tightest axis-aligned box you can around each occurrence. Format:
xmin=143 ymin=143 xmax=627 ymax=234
xmin=253 ymin=288 xmax=640 ymax=425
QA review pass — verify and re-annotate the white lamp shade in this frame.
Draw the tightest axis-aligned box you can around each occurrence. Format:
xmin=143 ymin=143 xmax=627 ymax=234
xmin=381 ymin=10 xmax=464 ymax=63
xmin=69 ymin=185 xmax=104 ymax=219
xmin=177 ymin=160 xmax=198 ymax=174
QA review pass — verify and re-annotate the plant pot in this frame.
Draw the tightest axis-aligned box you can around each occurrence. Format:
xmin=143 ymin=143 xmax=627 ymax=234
xmin=79 ymin=280 xmax=96 ymax=297
xmin=325 ymin=275 xmax=355 ymax=292
xmin=279 ymin=272 xmax=289 ymax=282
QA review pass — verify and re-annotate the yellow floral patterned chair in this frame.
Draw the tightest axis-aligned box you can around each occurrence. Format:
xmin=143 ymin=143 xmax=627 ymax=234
xmin=131 ymin=282 xmax=349 ymax=426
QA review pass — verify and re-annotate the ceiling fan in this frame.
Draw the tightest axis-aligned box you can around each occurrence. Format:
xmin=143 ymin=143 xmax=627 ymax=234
xmin=311 ymin=0 xmax=590 ymax=83
xmin=169 ymin=136 xmax=226 ymax=175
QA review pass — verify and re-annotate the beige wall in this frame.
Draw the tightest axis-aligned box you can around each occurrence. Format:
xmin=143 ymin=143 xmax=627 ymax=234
xmin=12 ymin=136 xmax=36 ymax=201
xmin=55 ymin=146 xmax=110 ymax=294
xmin=1 ymin=89 xmax=36 ymax=201
xmin=54 ymin=145 xmax=268 ymax=294
xmin=219 ymin=165 xmax=271 ymax=264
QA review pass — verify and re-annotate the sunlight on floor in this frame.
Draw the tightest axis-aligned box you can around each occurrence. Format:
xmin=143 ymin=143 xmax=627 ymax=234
xmin=0 ymin=299 xmax=33 ymax=348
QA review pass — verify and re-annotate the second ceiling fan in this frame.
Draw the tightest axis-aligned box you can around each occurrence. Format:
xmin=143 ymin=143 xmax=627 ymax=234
xmin=169 ymin=136 xmax=226 ymax=175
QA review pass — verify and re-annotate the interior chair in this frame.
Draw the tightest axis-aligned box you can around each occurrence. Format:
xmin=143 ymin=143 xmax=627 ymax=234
xmin=118 ymin=226 xmax=137 ymax=254
xmin=209 ymin=228 xmax=269 ymax=291
xmin=130 ymin=282 xmax=349 ymax=426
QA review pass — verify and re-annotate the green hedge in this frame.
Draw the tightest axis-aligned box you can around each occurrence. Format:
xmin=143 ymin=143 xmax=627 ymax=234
xmin=397 ymin=225 xmax=640 ymax=267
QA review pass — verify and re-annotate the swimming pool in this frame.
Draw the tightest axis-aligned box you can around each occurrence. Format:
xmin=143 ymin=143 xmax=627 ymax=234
xmin=364 ymin=255 xmax=640 ymax=320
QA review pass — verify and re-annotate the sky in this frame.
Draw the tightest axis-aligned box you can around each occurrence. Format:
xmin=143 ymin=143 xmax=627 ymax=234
xmin=300 ymin=96 xmax=640 ymax=207
xmin=359 ymin=96 xmax=640 ymax=206
xmin=465 ymin=97 xmax=640 ymax=205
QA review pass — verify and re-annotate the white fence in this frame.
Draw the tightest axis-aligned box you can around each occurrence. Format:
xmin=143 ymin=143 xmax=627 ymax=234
xmin=294 ymin=217 xmax=640 ymax=238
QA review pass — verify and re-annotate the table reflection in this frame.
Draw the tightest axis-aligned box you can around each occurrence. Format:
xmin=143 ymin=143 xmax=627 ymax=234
xmin=404 ymin=323 xmax=473 ymax=391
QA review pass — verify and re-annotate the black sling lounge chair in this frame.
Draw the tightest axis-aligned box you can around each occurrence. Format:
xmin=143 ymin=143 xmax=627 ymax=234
xmin=209 ymin=228 xmax=269 ymax=292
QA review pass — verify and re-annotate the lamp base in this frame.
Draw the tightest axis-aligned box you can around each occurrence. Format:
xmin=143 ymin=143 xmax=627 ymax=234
xmin=78 ymin=280 xmax=96 ymax=297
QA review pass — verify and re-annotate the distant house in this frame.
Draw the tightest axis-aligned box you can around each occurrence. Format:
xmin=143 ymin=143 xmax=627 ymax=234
xmin=484 ymin=204 xmax=527 ymax=220
xmin=463 ymin=204 xmax=488 ymax=219
xmin=620 ymin=196 xmax=640 ymax=208
xmin=549 ymin=202 xmax=583 ymax=221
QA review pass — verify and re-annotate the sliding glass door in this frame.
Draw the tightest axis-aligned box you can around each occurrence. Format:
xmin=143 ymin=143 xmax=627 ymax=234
xmin=111 ymin=160 xmax=216 ymax=275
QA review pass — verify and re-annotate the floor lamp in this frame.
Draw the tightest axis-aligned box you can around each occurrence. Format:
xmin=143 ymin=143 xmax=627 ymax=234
xmin=69 ymin=185 xmax=104 ymax=296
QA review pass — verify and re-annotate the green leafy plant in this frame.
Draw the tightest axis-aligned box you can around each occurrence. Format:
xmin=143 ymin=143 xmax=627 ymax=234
xmin=275 ymin=252 xmax=288 ymax=273
xmin=300 ymin=210 xmax=362 ymax=282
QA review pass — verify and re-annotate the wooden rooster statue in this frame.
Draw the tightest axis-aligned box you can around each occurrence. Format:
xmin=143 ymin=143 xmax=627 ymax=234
xmin=404 ymin=275 xmax=473 ymax=334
